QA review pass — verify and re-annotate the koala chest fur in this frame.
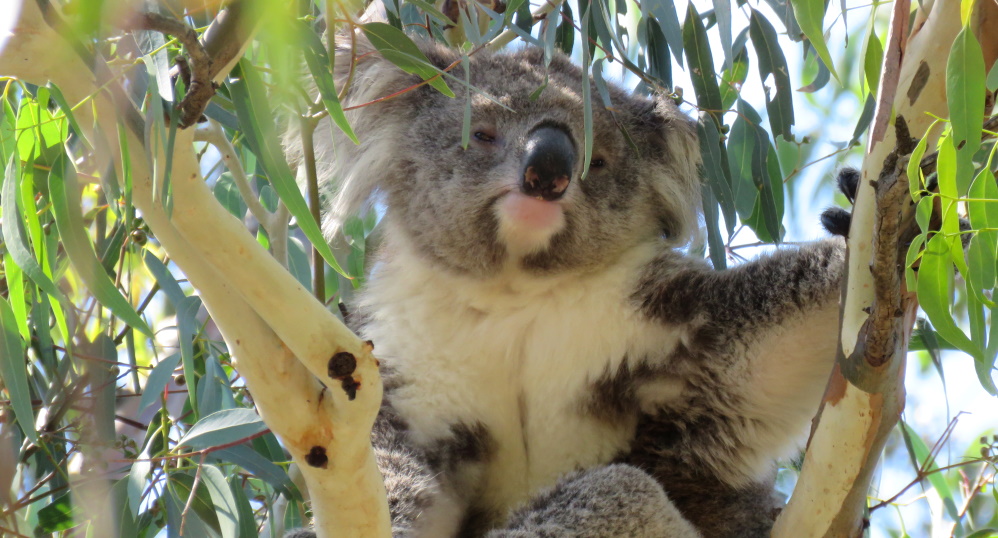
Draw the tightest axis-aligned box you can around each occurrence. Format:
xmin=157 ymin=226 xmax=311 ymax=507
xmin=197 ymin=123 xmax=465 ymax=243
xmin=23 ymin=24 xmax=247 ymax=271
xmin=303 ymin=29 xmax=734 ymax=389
xmin=359 ymin=242 xmax=685 ymax=514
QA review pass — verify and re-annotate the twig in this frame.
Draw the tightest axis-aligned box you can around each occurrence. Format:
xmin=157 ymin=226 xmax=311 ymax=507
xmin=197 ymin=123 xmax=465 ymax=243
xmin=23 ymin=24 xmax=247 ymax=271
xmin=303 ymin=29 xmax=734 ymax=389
xmin=179 ymin=453 xmax=207 ymax=534
xmin=299 ymin=115 xmax=326 ymax=302
xmin=125 ymin=12 xmax=215 ymax=128
xmin=487 ymin=0 xmax=567 ymax=50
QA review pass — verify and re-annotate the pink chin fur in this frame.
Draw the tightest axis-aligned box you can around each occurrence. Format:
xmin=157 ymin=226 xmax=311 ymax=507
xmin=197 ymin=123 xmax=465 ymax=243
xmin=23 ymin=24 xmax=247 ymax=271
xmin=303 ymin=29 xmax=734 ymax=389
xmin=498 ymin=192 xmax=565 ymax=230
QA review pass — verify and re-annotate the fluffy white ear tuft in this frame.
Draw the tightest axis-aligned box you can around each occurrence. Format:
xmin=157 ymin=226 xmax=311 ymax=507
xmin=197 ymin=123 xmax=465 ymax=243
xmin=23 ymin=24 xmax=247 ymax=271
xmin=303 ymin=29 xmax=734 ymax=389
xmin=647 ymin=96 xmax=703 ymax=247
xmin=286 ymin=29 xmax=416 ymax=240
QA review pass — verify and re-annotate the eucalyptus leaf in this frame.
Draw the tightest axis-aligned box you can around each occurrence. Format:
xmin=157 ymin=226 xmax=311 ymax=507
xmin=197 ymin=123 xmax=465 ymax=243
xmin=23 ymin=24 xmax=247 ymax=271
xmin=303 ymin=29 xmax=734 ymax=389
xmin=178 ymin=408 xmax=268 ymax=449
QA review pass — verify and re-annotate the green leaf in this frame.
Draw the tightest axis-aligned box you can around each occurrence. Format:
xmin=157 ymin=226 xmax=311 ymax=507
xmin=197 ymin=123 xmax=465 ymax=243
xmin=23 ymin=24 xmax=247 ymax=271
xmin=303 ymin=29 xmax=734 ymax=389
xmin=644 ymin=0 xmax=684 ymax=64
xmin=3 ymin=253 xmax=27 ymax=340
xmin=968 ymin=150 xmax=998 ymax=232
xmin=138 ymin=353 xmax=182 ymax=416
xmin=47 ymin=155 xmax=153 ymax=336
xmin=935 ymin=134 xmax=969 ymax=275
xmin=361 ymin=22 xmax=454 ymax=97
xmin=863 ymin=27 xmax=884 ymax=94
xmin=683 ymin=5 xmax=723 ymax=116
xmin=227 ymin=60 xmax=349 ymax=278
xmin=966 ymin=231 xmax=996 ymax=306
xmin=904 ymin=235 xmax=925 ymax=292
xmin=917 ymin=233 xmax=975 ymax=356
xmin=200 ymin=465 xmax=240 ymax=538
xmin=555 ymin=2 xmax=575 ymax=55
xmin=229 ymin=478 xmax=258 ymax=538
xmin=178 ymin=408 xmax=267 ymax=449
xmin=719 ymin=48 xmax=749 ymax=110
xmin=698 ymin=114 xmax=736 ymax=235
xmin=728 ymin=99 xmax=782 ymax=241
xmin=16 ymin=96 xmax=67 ymax=165
xmin=213 ymin=445 xmax=296 ymax=497
xmin=0 ymin=297 xmax=37 ymax=443
xmin=46 ymin=83 xmax=91 ymax=153
xmin=987 ymin=59 xmax=998 ymax=92
xmin=169 ymin=472 xmax=222 ymax=535
xmin=915 ymin=195 xmax=933 ymax=234
xmin=35 ymin=494 xmax=81 ymax=532
xmin=142 ymin=250 xmax=187 ymax=307
xmin=581 ymin=5 xmax=594 ymax=180
xmin=788 ymin=0 xmax=839 ymax=81
xmin=907 ymin=119 xmax=941 ymax=201
xmin=0 ymin=97 xmax=16 ymax=163
xmin=213 ymin=173 xmax=249 ymax=219
xmin=849 ymin=94 xmax=876 ymax=146
xmin=177 ymin=296 xmax=203 ymax=420
xmin=749 ymin=10 xmax=795 ymax=140
xmin=1 ymin=158 xmax=63 ymax=300
xmin=297 ymin=21 xmax=358 ymax=144
xmin=946 ymin=26 xmax=985 ymax=196
xmin=645 ymin=18 xmax=672 ymax=88
xmin=712 ymin=0 xmax=732 ymax=68
xmin=798 ymin=46 xmax=831 ymax=93
xmin=701 ymin=184 xmax=726 ymax=270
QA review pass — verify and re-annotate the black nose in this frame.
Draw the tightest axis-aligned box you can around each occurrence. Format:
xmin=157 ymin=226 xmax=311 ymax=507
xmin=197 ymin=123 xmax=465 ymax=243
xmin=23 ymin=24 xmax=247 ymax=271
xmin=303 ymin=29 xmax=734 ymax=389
xmin=521 ymin=126 xmax=575 ymax=201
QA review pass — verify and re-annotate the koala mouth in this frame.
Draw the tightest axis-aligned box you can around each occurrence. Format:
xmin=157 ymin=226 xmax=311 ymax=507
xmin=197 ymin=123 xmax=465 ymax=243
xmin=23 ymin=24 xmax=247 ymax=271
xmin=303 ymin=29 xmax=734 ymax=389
xmin=495 ymin=191 xmax=566 ymax=257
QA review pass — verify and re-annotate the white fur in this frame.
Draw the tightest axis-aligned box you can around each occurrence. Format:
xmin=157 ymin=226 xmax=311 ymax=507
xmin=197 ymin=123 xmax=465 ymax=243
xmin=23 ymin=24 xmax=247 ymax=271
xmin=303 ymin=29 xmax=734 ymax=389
xmin=360 ymin=234 xmax=684 ymax=515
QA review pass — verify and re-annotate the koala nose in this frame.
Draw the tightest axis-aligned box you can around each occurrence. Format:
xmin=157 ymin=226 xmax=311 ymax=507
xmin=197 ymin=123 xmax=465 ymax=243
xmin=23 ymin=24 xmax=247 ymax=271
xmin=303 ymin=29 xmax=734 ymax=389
xmin=520 ymin=126 xmax=575 ymax=201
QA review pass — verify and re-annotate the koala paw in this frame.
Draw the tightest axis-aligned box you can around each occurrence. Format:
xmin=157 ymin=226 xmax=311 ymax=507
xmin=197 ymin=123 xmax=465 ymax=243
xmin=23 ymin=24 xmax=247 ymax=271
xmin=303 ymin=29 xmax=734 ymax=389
xmin=820 ymin=167 xmax=860 ymax=237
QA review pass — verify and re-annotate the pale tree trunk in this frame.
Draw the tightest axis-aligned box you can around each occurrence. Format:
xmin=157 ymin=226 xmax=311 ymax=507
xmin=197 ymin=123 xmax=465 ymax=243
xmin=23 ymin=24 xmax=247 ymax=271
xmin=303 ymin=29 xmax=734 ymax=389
xmin=1 ymin=2 xmax=391 ymax=536
xmin=773 ymin=0 xmax=998 ymax=535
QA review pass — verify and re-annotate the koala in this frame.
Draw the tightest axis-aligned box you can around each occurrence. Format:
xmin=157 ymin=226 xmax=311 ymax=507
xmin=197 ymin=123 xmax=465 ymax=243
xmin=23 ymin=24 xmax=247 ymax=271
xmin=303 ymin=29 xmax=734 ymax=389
xmin=284 ymin=31 xmax=846 ymax=538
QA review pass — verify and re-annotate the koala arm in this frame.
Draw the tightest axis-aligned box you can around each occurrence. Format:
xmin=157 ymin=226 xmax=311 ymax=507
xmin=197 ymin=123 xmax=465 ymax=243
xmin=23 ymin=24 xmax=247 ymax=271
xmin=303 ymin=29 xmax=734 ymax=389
xmin=629 ymin=240 xmax=845 ymax=487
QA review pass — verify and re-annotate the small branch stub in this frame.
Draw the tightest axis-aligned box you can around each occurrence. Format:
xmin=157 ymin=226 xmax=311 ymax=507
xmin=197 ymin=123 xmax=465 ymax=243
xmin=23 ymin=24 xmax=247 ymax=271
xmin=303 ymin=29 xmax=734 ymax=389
xmin=126 ymin=12 xmax=216 ymax=128
xmin=305 ymin=446 xmax=329 ymax=468
xmin=329 ymin=351 xmax=361 ymax=400
xmin=328 ymin=351 xmax=358 ymax=377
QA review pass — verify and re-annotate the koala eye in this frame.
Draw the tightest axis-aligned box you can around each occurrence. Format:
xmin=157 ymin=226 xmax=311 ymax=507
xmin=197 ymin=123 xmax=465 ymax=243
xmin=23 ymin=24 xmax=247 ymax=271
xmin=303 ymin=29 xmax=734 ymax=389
xmin=473 ymin=131 xmax=497 ymax=143
xmin=590 ymin=158 xmax=607 ymax=169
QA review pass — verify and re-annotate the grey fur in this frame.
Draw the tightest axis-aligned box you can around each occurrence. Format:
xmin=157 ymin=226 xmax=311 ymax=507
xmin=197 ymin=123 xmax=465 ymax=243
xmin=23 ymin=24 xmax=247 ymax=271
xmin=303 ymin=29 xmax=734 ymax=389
xmin=486 ymin=464 xmax=701 ymax=538
xmin=285 ymin=32 xmax=844 ymax=538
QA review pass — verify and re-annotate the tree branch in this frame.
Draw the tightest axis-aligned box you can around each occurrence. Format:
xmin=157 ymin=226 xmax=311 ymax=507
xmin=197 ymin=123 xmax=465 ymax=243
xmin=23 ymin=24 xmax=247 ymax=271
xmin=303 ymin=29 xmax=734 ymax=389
xmin=124 ymin=12 xmax=215 ymax=128
xmin=773 ymin=0 xmax=998 ymax=534
xmin=3 ymin=2 xmax=391 ymax=535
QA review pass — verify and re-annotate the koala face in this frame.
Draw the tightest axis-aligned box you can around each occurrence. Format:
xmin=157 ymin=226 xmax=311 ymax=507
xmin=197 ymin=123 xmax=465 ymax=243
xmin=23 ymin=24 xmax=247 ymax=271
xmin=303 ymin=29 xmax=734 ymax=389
xmin=325 ymin=38 xmax=701 ymax=278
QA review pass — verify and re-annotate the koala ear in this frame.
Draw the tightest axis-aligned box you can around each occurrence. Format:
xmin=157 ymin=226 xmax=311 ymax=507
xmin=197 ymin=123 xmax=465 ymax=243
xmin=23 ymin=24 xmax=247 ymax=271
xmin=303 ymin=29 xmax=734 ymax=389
xmin=300 ymin=30 xmax=423 ymax=240
xmin=637 ymin=95 xmax=703 ymax=247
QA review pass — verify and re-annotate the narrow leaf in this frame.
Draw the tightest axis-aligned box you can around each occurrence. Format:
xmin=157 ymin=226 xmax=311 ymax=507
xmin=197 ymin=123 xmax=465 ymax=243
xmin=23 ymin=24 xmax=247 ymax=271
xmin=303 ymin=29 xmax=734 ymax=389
xmin=788 ymin=0 xmax=839 ymax=80
xmin=917 ymin=233 xmax=975 ymax=355
xmin=1 ymin=158 xmax=62 ymax=299
xmin=0 ymin=297 xmax=37 ymax=442
xmin=683 ymin=5 xmax=723 ymax=116
xmin=298 ymin=22 xmax=359 ymax=144
xmin=47 ymin=155 xmax=152 ymax=336
xmin=178 ymin=408 xmax=267 ymax=449
xmin=749 ymin=11 xmax=795 ymax=140
xmin=361 ymin=22 xmax=455 ymax=97
xmin=137 ymin=353 xmax=182 ymax=415
xmin=947 ymin=26 xmax=986 ymax=196
xmin=644 ymin=0 xmax=684 ymax=64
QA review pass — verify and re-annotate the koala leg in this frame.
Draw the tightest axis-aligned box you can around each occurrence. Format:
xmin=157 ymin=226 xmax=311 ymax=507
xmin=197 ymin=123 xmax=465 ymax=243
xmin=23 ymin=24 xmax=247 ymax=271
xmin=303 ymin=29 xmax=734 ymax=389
xmin=486 ymin=464 xmax=702 ymax=538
